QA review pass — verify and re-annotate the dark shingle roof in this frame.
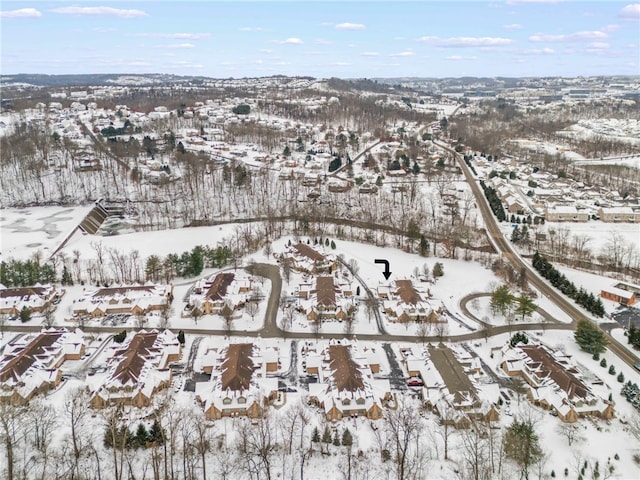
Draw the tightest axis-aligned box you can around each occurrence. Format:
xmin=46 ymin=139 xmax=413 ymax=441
xmin=293 ymin=243 xmax=325 ymax=262
xmin=328 ymin=345 xmax=364 ymax=393
xmin=521 ymin=345 xmax=588 ymax=399
xmin=0 ymin=331 xmax=63 ymax=382
xmin=93 ymin=286 xmax=155 ymax=298
xmin=111 ymin=332 xmax=160 ymax=386
xmin=206 ymin=273 xmax=235 ymax=301
xmin=395 ymin=280 xmax=421 ymax=305
xmin=0 ymin=287 xmax=46 ymax=299
xmin=221 ymin=343 xmax=254 ymax=392
xmin=428 ymin=345 xmax=477 ymax=404
xmin=316 ymin=276 xmax=336 ymax=307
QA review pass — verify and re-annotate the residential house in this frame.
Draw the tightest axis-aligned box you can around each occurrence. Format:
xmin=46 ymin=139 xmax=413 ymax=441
xmin=0 ymin=328 xmax=85 ymax=404
xmin=500 ymin=343 xmax=614 ymax=423
xmin=598 ymin=206 xmax=640 ymax=223
xmin=0 ymin=284 xmax=59 ymax=316
xmin=73 ymin=284 xmax=172 ymax=318
xmin=298 ymin=275 xmax=355 ymax=322
xmin=378 ymin=279 xmax=444 ymax=323
xmin=401 ymin=345 xmax=499 ymax=428
xmin=545 ymin=205 xmax=590 ymax=222
xmin=195 ymin=343 xmax=279 ymax=419
xmin=89 ymin=329 xmax=180 ymax=408
xmin=281 ymin=243 xmax=337 ymax=274
xmin=307 ymin=340 xmax=391 ymax=421
xmin=189 ymin=271 xmax=252 ymax=315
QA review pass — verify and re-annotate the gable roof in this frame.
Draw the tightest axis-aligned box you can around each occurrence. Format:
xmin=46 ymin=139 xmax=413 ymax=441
xmin=206 ymin=273 xmax=235 ymax=301
xmin=521 ymin=345 xmax=588 ymax=399
xmin=0 ymin=287 xmax=47 ymax=299
xmin=221 ymin=343 xmax=254 ymax=392
xmin=111 ymin=332 xmax=160 ymax=386
xmin=428 ymin=345 xmax=477 ymax=404
xmin=395 ymin=280 xmax=421 ymax=305
xmin=0 ymin=331 xmax=63 ymax=382
xmin=294 ymin=243 xmax=325 ymax=262
xmin=93 ymin=285 xmax=155 ymax=298
xmin=316 ymin=276 xmax=336 ymax=307
xmin=328 ymin=344 xmax=364 ymax=392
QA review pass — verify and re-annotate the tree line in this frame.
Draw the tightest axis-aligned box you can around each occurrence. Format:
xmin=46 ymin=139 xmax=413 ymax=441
xmin=532 ymin=252 xmax=606 ymax=317
xmin=0 ymin=258 xmax=56 ymax=287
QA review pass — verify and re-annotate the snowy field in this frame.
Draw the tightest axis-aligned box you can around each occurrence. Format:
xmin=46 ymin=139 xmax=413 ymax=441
xmin=0 ymin=205 xmax=93 ymax=260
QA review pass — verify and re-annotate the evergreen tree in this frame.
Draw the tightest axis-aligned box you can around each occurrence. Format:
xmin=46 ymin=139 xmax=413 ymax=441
xmin=177 ymin=330 xmax=185 ymax=344
xmin=134 ymin=423 xmax=149 ymax=448
xmin=574 ymin=320 xmax=607 ymax=355
xmin=19 ymin=306 xmax=31 ymax=323
xmin=312 ymin=426 xmax=320 ymax=442
xmin=419 ymin=235 xmax=429 ymax=256
xmin=432 ymin=262 xmax=444 ymax=278
xmin=322 ymin=425 xmax=332 ymax=443
xmin=149 ymin=419 xmax=165 ymax=445
xmin=113 ymin=330 xmax=127 ymax=343
xmin=330 ymin=240 xmax=336 ymax=249
xmin=61 ymin=266 xmax=73 ymax=286
xmin=341 ymin=428 xmax=353 ymax=447
xmin=504 ymin=420 xmax=543 ymax=480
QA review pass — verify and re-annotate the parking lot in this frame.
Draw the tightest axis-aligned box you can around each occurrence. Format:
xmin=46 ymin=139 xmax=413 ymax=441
xmin=611 ymin=306 xmax=640 ymax=330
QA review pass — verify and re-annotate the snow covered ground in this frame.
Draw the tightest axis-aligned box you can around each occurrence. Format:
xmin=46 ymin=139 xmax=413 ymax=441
xmin=2 ymin=206 xmax=640 ymax=479
xmin=0 ymin=205 xmax=92 ymax=260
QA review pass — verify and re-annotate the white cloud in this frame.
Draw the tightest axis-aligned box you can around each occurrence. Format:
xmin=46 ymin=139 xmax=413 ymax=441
xmin=51 ymin=6 xmax=147 ymax=18
xmin=390 ymin=51 xmax=415 ymax=57
xmin=335 ymin=22 xmax=366 ymax=31
xmin=522 ymin=48 xmax=555 ymax=55
xmin=278 ymin=37 xmax=303 ymax=45
xmin=602 ymin=24 xmax=621 ymax=32
xmin=417 ymin=36 xmax=513 ymax=47
xmin=588 ymin=42 xmax=610 ymax=49
xmin=0 ymin=8 xmax=42 ymax=18
xmin=167 ymin=43 xmax=195 ymax=49
xmin=445 ymin=55 xmax=478 ymax=61
xmin=619 ymin=4 xmax=640 ymax=19
xmin=529 ymin=30 xmax=607 ymax=42
xmin=503 ymin=23 xmax=523 ymax=30
xmin=133 ymin=33 xmax=210 ymax=40
xmin=361 ymin=52 xmax=379 ymax=57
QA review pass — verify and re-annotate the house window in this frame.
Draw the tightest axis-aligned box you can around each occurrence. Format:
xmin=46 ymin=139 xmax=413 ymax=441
xmin=223 ymin=397 xmax=231 ymax=405
xmin=356 ymin=398 xmax=365 ymax=405
xmin=342 ymin=398 xmax=350 ymax=406
xmin=238 ymin=397 xmax=246 ymax=404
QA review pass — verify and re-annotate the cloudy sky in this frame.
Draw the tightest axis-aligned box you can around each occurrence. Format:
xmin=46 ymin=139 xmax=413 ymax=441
xmin=1 ymin=1 xmax=639 ymax=78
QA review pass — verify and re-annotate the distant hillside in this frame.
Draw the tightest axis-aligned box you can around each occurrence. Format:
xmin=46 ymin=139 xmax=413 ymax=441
xmin=0 ymin=73 xmax=209 ymax=87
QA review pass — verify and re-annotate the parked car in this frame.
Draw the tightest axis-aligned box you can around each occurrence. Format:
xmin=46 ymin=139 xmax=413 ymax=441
xmin=407 ymin=377 xmax=424 ymax=387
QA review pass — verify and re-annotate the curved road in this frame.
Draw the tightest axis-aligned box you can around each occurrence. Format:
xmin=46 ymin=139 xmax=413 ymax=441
xmin=434 ymin=139 xmax=639 ymax=369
